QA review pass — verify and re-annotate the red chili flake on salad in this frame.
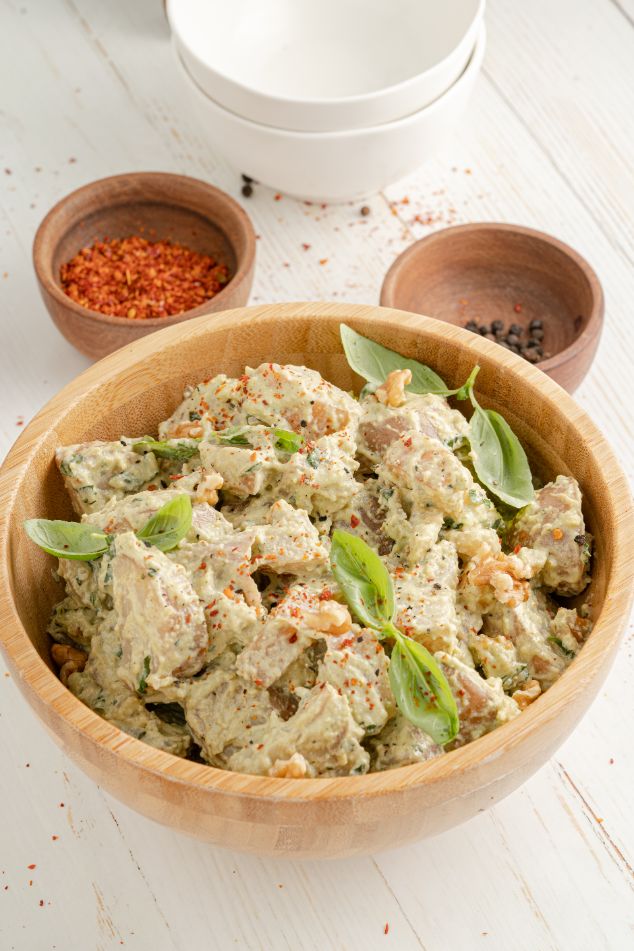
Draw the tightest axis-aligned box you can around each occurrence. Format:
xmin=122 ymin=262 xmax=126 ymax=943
xmin=60 ymin=236 xmax=230 ymax=319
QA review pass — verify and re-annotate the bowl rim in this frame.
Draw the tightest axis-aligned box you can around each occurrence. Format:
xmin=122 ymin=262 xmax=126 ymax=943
xmin=380 ymin=222 xmax=605 ymax=378
xmin=176 ymin=23 xmax=486 ymax=140
xmin=167 ymin=0 xmax=485 ymax=111
xmin=32 ymin=171 xmax=257 ymax=330
xmin=0 ymin=301 xmax=632 ymax=804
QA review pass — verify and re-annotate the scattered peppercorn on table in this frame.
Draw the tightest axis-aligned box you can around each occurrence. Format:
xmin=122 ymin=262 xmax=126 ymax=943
xmin=1 ymin=1 xmax=633 ymax=949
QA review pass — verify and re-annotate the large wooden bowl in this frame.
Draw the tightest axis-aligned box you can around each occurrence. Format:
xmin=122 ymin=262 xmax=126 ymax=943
xmin=0 ymin=302 xmax=631 ymax=859
xmin=33 ymin=172 xmax=256 ymax=360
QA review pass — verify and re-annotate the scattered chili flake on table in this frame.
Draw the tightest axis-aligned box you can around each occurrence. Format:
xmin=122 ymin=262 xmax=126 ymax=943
xmin=60 ymin=236 xmax=230 ymax=320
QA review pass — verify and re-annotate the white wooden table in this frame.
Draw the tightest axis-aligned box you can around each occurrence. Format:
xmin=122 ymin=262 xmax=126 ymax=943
xmin=1 ymin=1 xmax=633 ymax=948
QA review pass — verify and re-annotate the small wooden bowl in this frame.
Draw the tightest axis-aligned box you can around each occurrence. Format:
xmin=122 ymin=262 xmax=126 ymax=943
xmin=380 ymin=223 xmax=604 ymax=392
xmin=0 ymin=303 xmax=632 ymax=858
xmin=33 ymin=172 xmax=256 ymax=359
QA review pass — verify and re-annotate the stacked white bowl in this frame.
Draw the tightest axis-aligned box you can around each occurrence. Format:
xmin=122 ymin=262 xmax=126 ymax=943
xmin=167 ymin=0 xmax=486 ymax=201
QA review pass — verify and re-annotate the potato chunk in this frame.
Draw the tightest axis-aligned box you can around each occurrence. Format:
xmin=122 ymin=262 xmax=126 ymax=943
xmin=227 ymin=683 xmax=369 ymax=777
xmin=56 ymin=440 xmax=159 ymax=515
xmin=111 ymin=533 xmax=208 ymax=692
xmin=510 ymin=475 xmax=591 ymax=595
xmin=369 ymin=715 xmax=443 ymax=771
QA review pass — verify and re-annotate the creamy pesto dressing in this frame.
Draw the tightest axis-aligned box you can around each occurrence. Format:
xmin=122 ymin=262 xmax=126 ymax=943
xmin=47 ymin=361 xmax=593 ymax=775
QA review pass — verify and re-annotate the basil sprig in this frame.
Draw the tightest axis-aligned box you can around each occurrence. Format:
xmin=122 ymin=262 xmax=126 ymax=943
xmin=329 ymin=530 xmax=459 ymax=746
xmin=25 ymin=494 xmax=192 ymax=560
xmin=458 ymin=367 xmax=534 ymax=508
xmin=132 ymin=438 xmax=200 ymax=461
xmin=339 ymin=326 xmax=533 ymax=509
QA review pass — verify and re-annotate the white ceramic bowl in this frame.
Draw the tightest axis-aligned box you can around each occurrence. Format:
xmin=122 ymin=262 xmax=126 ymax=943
xmin=167 ymin=0 xmax=485 ymax=133
xmin=174 ymin=25 xmax=486 ymax=203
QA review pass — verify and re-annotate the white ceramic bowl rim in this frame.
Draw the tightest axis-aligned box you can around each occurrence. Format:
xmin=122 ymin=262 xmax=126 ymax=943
xmin=167 ymin=0 xmax=485 ymax=108
xmin=178 ymin=23 xmax=487 ymax=140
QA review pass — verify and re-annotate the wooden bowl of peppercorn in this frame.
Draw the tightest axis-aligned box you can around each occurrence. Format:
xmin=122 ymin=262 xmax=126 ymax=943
xmin=33 ymin=172 xmax=256 ymax=360
xmin=380 ymin=223 xmax=604 ymax=392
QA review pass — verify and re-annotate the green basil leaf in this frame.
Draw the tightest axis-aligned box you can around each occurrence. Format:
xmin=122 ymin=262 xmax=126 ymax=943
xmin=212 ymin=428 xmax=253 ymax=447
xmin=273 ymin=429 xmax=304 ymax=454
xmin=138 ymin=655 xmax=151 ymax=694
xmin=136 ymin=494 xmax=192 ymax=552
xmin=24 ymin=518 xmax=110 ymax=561
xmin=469 ymin=406 xmax=534 ymax=508
xmin=340 ymin=324 xmax=449 ymax=394
xmin=132 ymin=437 xmax=200 ymax=461
xmin=547 ymin=635 xmax=575 ymax=658
xmin=329 ymin=529 xmax=394 ymax=630
xmin=388 ymin=633 xmax=459 ymax=746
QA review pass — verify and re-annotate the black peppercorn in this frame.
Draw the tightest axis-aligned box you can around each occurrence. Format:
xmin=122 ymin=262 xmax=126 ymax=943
xmin=491 ymin=319 xmax=504 ymax=333
xmin=529 ymin=318 xmax=543 ymax=330
xmin=241 ymin=183 xmax=253 ymax=198
xmin=509 ymin=323 xmax=523 ymax=336
xmin=506 ymin=333 xmax=521 ymax=346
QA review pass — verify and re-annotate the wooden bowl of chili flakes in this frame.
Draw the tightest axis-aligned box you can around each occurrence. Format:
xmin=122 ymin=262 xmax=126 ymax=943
xmin=33 ymin=172 xmax=256 ymax=359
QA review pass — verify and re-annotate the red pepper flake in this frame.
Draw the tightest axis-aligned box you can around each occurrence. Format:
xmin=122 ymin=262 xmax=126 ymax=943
xmin=609 ymin=757 xmax=615 ymax=764
xmin=514 ymin=303 xmax=522 ymax=313
xmin=60 ymin=236 xmax=230 ymax=319
xmin=513 ymin=544 xmax=521 ymax=554
xmin=39 ymin=900 xmax=44 ymax=907
xmin=51 ymin=835 xmax=59 ymax=841
xmin=319 ymin=258 xmax=328 ymax=266
xmin=384 ymin=923 xmax=390 ymax=934
xmin=350 ymin=514 xmax=360 ymax=528
xmin=301 ymin=243 xmax=311 ymax=251
xmin=27 ymin=864 xmax=36 ymax=870
xmin=288 ymin=632 xmax=298 ymax=644
xmin=274 ymin=193 xmax=282 ymax=201
xmin=403 ymin=437 xmax=413 ymax=448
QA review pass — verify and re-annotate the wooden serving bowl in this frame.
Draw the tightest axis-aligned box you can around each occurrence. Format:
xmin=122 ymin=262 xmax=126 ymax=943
xmin=33 ymin=172 xmax=256 ymax=360
xmin=380 ymin=223 xmax=604 ymax=392
xmin=0 ymin=302 xmax=631 ymax=859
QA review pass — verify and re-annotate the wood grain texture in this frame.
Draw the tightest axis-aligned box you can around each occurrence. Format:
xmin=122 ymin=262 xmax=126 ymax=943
xmin=32 ymin=172 xmax=256 ymax=358
xmin=379 ymin=223 xmax=604 ymax=392
xmin=0 ymin=302 xmax=632 ymax=858
xmin=1 ymin=0 xmax=634 ymax=945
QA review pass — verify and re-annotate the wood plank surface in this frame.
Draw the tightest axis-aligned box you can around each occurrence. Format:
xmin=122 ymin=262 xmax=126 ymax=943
xmin=0 ymin=0 xmax=632 ymax=947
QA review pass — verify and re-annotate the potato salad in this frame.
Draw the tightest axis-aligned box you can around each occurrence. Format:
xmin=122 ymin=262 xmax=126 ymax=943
xmin=31 ymin=326 xmax=593 ymax=778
